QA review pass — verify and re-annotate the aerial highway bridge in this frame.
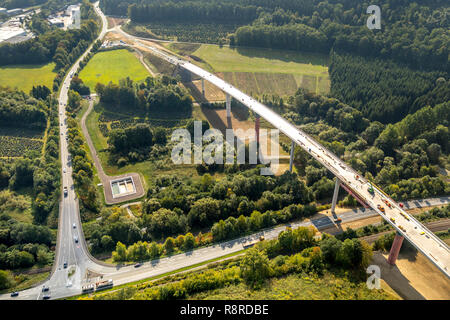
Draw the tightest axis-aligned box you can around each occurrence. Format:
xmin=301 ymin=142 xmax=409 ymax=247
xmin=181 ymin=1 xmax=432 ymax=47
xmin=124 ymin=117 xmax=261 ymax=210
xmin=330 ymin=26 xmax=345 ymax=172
xmin=123 ymin=35 xmax=450 ymax=278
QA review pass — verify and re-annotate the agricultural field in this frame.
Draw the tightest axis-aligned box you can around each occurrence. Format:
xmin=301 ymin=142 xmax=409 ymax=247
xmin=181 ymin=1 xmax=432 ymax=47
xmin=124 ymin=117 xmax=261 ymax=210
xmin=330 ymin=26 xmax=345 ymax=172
xmin=0 ymin=127 xmax=45 ymax=158
xmin=0 ymin=63 xmax=57 ymax=93
xmin=168 ymin=44 xmax=330 ymax=96
xmin=78 ymin=49 xmax=151 ymax=90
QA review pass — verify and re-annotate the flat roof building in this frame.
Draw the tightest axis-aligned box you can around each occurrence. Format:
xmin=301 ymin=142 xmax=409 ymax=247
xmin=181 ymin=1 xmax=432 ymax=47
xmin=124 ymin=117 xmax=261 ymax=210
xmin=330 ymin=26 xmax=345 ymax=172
xmin=48 ymin=17 xmax=65 ymax=28
xmin=0 ymin=26 xmax=27 ymax=43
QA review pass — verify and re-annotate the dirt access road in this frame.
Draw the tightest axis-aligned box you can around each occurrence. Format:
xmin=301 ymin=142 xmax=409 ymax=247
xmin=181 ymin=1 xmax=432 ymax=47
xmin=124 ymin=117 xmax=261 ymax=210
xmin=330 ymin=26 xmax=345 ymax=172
xmin=81 ymin=98 xmax=145 ymax=204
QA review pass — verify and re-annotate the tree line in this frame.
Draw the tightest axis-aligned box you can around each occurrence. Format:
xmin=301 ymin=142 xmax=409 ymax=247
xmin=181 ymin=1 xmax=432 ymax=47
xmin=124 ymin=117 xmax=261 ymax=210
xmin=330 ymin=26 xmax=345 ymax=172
xmin=95 ymin=76 xmax=192 ymax=115
xmin=329 ymin=52 xmax=446 ymax=123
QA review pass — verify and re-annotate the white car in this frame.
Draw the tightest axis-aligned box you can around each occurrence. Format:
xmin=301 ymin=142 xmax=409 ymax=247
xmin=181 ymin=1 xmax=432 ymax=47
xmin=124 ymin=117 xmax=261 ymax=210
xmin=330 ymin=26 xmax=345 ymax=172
xmin=63 ymin=168 xmax=66 ymax=173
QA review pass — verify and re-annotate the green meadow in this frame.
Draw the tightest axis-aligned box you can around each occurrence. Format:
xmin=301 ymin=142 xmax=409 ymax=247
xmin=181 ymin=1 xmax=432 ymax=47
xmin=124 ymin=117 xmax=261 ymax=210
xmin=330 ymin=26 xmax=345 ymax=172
xmin=0 ymin=62 xmax=57 ymax=93
xmin=79 ymin=49 xmax=151 ymax=90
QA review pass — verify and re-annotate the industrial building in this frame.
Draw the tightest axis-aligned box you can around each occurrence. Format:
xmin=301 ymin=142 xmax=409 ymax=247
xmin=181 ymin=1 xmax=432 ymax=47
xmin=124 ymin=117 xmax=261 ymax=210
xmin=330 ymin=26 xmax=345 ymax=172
xmin=0 ymin=26 xmax=28 ymax=43
xmin=6 ymin=8 xmax=23 ymax=16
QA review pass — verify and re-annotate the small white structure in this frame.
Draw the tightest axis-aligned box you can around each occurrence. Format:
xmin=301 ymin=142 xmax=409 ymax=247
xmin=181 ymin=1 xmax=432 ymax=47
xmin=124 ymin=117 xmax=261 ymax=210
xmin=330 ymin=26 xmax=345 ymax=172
xmin=48 ymin=17 xmax=65 ymax=28
xmin=110 ymin=177 xmax=137 ymax=199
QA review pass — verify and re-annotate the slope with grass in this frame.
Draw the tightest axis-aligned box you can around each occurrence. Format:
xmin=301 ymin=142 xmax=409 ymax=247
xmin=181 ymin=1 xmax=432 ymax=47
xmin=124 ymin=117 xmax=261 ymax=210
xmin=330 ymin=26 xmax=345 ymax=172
xmin=170 ymin=44 xmax=330 ymax=96
xmin=191 ymin=273 xmax=397 ymax=300
xmin=78 ymin=49 xmax=151 ymax=90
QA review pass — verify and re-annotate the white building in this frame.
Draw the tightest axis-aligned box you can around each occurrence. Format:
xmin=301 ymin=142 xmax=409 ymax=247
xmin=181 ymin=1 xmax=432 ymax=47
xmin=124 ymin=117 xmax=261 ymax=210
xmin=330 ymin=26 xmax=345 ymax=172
xmin=48 ymin=17 xmax=65 ymax=28
xmin=66 ymin=4 xmax=80 ymax=29
xmin=0 ymin=26 xmax=27 ymax=43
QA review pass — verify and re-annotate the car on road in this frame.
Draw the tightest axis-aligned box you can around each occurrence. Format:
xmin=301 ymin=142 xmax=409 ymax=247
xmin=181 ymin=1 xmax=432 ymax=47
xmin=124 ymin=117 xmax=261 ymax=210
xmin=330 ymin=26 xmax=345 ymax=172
xmin=10 ymin=292 xmax=19 ymax=297
xmin=72 ymin=223 xmax=76 ymax=229
xmin=63 ymin=262 xmax=67 ymax=268
xmin=63 ymin=168 xmax=66 ymax=173
xmin=64 ymin=187 xmax=68 ymax=197
xmin=134 ymin=262 xmax=143 ymax=268
xmin=399 ymin=203 xmax=404 ymax=208
xmin=74 ymin=236 xmax=78 ymax=243
xmin=42 ymin=286 xmax=49 ymax=292
xmin=43 ymin=295 xmax=51 ymax=300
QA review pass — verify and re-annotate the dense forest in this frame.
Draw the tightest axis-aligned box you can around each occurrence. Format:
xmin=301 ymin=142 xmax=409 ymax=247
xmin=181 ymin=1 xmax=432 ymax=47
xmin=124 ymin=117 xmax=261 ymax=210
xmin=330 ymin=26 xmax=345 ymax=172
xmin=329 ymin=52 xmax=447 ymax=122
xmin=277 ymin=89 xmax=450 ymax=200
xmin=95 ymin=76 xmax=192 ymax=115
xmin=0 ymin=89 xmax=47 ymax=130
xmin=0 ymin=88 xmax=60 ymax=289
xmin=102 ymin=0 xmax=449 ymax=72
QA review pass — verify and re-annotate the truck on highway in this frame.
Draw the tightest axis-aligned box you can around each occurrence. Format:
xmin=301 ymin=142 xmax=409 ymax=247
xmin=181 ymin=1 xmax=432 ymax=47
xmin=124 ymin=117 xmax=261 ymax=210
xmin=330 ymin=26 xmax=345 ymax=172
xmin=82 ymin=283 xmax=95 ymax=293
xmin=95 ymin=279 xmax=113 ymax=291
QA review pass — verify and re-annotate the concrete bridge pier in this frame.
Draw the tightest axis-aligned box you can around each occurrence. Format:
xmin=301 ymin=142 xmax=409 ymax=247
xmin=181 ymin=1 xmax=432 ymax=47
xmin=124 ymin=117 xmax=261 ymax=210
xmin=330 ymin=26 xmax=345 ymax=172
xmin=255 ymin=114 xmax=260 ymax=145
xmin=387 ymin=232 xmax=404 ymax=265
xmin=289 ymin=140 xmax=295 ymax=172
xmin=201 ymin=78 xmax=205 ymax=97
xmin=331 ymin=178 xmax=341 ymax=215
xmin=226 ymin=93 xmax=231 ymax=118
